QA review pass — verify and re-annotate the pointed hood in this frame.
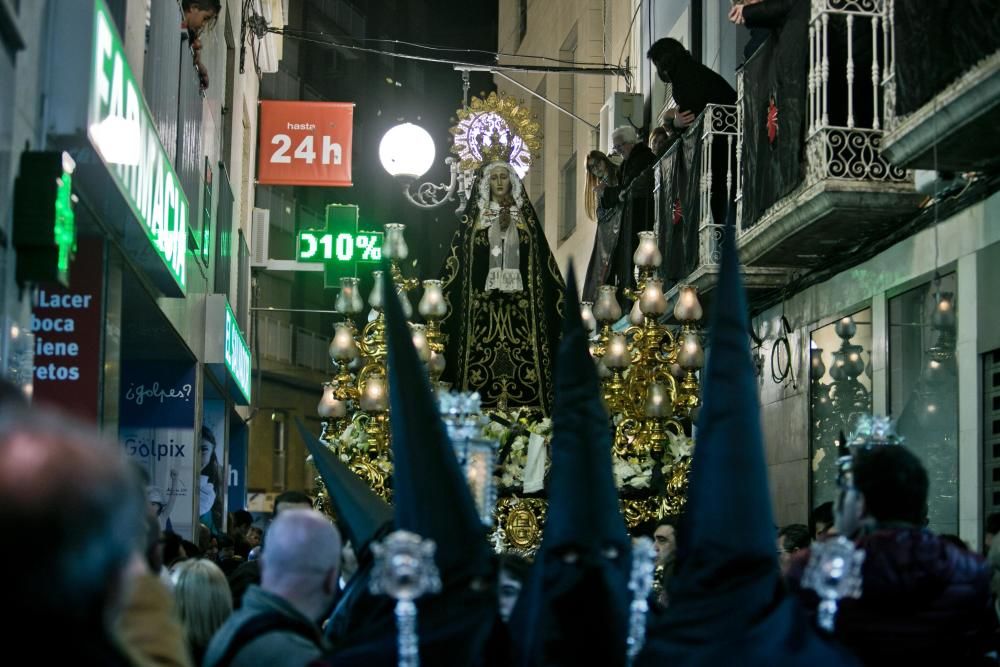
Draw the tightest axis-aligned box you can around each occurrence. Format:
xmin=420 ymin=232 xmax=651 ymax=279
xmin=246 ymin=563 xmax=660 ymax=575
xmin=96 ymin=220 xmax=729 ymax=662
xmin=295 ymin=418 xmax=393 ymax=558
xmin=544 ymin=266 xmax=630 ymax=552
xmin=637 ymin=227 xmax=857 ymax=665
xmin=382 ymin=264 xmax=492 ymax=578
xmin=510 ymin=266 xmax=631 ymax=667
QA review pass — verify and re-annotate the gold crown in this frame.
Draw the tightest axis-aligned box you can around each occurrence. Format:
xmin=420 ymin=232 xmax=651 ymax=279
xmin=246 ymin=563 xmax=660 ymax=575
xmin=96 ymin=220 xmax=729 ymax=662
xmin=476 ymin=128 xmax=515 ymax=164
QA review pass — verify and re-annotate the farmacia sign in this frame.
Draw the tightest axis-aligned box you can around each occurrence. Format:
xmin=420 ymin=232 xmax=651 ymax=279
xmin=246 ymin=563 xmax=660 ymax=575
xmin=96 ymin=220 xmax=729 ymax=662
xmin=87 ymin=0 xmax=187 ymax=293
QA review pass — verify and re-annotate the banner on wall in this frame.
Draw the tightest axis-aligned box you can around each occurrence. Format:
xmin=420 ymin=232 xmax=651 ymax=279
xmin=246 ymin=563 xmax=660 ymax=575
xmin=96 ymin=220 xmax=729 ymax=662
xmin=228 ymin=422 xmax=248 ymax=513
xmin=31 ymin=237 xmax=105 ymax=422
xmin=257 ymin=100 xmax=354 ymax=187
xmin=202 ymin=399 xmax=228 ymax=535
xmin=119 ymin=361 xmax=196 ymax=539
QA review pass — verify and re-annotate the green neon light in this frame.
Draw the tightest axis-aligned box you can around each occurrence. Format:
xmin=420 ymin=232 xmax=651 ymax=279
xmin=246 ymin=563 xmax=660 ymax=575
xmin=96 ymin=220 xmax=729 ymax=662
xmin=224 ymin=302 xmax=251 ymax=404
xmin=54 ymin=155 xmax=77 ymax=279
xmin=295 ymin=230 xmax=383 ymax=263
xmin=88 ymin=0 xmax=188 ymax=293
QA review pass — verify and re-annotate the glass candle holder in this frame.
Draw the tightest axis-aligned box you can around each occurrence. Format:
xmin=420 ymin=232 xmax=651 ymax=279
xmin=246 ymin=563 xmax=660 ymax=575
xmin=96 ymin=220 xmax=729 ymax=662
xmin=593 ymin=285 xmax=623 ymax=323
xmin=419 ymin=279 xmax=448 ymax=320
xmin=603 ymin=332 xmax=631 ymax=370
xmin=639 ymin=277 xmax=668 ymax=317
xmin=318 ymin=382 xmax=347 ymax=419
xmin=633 ymin=231 xmax=662 ymax=268
xmin=336 ymin=277 xmax=365 ymax=315
xmin=383 ymin=223 xmax=409 ymax=261
xmin=673 ymin=285 xmax=703 ymax=322
xmin=360 ymin=375 xmax=389 ymax=412
xmin=330 ymin=323 xmax=360 ymax=363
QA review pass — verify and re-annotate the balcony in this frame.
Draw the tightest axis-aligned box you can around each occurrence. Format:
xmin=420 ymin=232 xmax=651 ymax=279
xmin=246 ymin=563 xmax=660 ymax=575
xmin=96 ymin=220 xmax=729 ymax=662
xmin=258 ymin=316 xmax=332 ymax=383
xmin=735 ymin=0 xmax=922 ymax=270
xmin=881 ymin=1 xmax=1000 ymax=171
xmin=658 ymin=104 xmax=787 ymax=306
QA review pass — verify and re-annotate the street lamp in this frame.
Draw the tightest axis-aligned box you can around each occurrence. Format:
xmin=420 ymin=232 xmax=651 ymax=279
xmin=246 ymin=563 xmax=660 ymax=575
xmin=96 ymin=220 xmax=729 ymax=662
xmin=379 ymin=122 xmax=459 ymax=210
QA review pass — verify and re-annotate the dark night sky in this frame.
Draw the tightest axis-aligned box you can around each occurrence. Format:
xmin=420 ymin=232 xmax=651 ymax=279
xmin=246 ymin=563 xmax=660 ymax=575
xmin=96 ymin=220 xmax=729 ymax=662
xmin=310 ymin=0 xmax=500 ymax=280
xmin=277 ymin=0 xmax=501 ymax=320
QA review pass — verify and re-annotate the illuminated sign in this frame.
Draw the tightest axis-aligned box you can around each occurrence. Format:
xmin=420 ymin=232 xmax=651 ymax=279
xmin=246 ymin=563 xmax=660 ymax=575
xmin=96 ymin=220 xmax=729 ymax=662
xmin=296 ymin=204 xmax=382 ymax=286
xmin=297 ymin=231 xmax=382 ymax=263
xmin=87 ymin=0 xmax=187 ymax=293
xmin=258 ymin=100 xmax=355 ymax=187
xmin=54 ymin=153 xmax=78 ymax=280
xmin=224 ymin=303 xmax=251 ymax=404
xmin=13 ymin=151 xmax=79 ymax=287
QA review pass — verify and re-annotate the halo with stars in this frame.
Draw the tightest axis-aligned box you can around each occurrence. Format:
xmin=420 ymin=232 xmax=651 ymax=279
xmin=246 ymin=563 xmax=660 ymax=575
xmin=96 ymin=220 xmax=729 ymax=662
xmin=450 ymin=92 xmax=542 ymax=179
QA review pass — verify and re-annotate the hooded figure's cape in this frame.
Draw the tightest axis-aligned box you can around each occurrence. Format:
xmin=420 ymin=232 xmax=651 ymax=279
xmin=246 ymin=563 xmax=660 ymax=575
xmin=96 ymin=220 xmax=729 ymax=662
xmin=635 ymin=223 xmax=857 ymax=665
xmin=323 ymin=262 xmax=509 ymax=666
xmin=296 ymin=419 xmax=394 ymax=646
xmin=509 ymin=266 xmax=632 ymax=666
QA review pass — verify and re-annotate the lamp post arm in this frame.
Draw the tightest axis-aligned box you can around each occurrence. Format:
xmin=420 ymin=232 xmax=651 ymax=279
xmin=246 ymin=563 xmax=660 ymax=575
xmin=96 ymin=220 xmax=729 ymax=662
xmin=402 ymin=158 xmax=460 ymax=210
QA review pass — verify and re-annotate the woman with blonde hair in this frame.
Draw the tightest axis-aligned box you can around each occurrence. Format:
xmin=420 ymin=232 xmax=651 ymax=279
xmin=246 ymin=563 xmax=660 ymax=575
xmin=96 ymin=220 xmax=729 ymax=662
xmin=172 ymin=558 xmax=233 ymax=665
xmin=583 ymin=150 xmax=623 ymax=301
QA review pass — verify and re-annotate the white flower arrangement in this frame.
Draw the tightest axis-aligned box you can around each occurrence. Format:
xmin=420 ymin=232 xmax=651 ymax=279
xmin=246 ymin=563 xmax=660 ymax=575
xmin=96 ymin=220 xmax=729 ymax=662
xmin=666 ymin=432 xmax=694 ymax=461
xmin=613 ymin=455 xmax=655 ymax=489
xmin=487 ymin=410 xmax=552 ymax=491
xmin=661 ymin=432 xmax=695 ymax=478
xmin=337 ymin=420 xmax=369 ymax=453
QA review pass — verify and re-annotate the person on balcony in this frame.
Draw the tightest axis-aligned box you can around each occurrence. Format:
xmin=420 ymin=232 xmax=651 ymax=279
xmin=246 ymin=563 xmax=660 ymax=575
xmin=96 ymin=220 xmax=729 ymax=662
xmin=582 ymin=150 xmax=623 ymax=302
xmin=728 ymin=0 xmax=801 ymax=62
xmin=647 ymin=38 xmax=737 ymax=125
xmin=599 ymin=126 xmax=656 ymax=305
xmin=648 ymin=39 xmax=739 ymax=280
xmin=649 ymin=126 xmax=671 ymax=158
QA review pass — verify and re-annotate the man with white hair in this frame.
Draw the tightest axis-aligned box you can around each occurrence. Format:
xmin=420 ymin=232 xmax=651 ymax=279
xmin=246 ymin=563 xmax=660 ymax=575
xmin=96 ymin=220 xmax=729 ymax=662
xmin=203 ymin=508 xmax=342 ymax=667
xmin=599 ymin=125 xmax=657 ymax=302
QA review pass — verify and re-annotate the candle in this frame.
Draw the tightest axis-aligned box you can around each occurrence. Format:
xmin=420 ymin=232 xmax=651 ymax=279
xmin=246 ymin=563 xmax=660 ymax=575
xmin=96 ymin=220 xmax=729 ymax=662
xmin=419 ymin=279 xmax=448 ymax=319
xmin=639 ymin=277 xmax=668 ymax=317
xmin=383 ymin=223 xmax=409 ymax=260
xmin=317 ymin=383 xmax=347 ymax=419
xmin=329 ymin=324 xmax=359 ymax=363
xmin=673 ymin=285 xmax=703 ymax=322
xmin=603 ymin=332 xmax=631 ymax=370
xmin=593 ymin=285 xmax=623 ymax=322
xmin=360 ymin=375 xmax=388 ymax=412
xmin=632 ymin=231 xmax=662 ymax=268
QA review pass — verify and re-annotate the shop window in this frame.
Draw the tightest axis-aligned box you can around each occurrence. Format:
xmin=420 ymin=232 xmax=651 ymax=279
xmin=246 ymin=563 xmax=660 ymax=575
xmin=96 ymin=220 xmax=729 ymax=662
xmin=809 ymin=308 xmax=873 ymax=509
xmin=886 ymin=275 xmax=959 ymax=534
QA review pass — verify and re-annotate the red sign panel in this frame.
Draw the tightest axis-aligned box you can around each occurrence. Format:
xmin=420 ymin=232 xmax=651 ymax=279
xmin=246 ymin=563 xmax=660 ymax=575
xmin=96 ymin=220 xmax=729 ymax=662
xmin=257 ymin=100 xmax=354 ymax=187
xmin=31 ymin=237 xmax=104 ymax=422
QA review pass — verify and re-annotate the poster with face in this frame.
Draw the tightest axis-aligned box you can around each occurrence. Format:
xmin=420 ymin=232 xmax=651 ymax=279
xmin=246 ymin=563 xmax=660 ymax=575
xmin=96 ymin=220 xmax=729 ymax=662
xmin=119 ymin=362 xmax=196 ymax=539
xmin=201 ymin=399 xmax=227 ymax=535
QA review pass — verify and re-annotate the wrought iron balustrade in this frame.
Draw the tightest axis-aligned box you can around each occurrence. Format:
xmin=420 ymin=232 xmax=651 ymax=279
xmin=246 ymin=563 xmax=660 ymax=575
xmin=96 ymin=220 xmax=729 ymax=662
xmin=734 ymin=0 xmax=919 ymax=271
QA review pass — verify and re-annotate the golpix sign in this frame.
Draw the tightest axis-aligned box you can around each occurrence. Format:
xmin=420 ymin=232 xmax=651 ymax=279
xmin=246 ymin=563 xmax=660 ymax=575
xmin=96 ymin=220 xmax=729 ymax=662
xmin=87 ymin=0 xmax=187 ymax=293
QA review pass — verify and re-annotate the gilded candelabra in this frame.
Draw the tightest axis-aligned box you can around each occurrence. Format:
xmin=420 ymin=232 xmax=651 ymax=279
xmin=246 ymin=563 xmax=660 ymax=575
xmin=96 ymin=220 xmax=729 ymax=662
xmin=590 ymin=231 xmax=703 ymax=528
xmin=314 ymin=224 xmax=424 ymax=505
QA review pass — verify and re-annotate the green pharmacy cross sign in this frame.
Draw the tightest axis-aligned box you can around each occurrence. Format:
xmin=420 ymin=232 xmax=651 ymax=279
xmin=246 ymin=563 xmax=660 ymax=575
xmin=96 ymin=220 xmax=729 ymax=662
xmin=296 ymin=204 xmax=383 ymax=287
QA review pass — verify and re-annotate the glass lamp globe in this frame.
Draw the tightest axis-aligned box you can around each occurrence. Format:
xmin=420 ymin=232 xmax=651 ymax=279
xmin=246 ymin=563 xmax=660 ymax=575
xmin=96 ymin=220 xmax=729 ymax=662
xmin=379 ymin=123 xmax=436 ymax=180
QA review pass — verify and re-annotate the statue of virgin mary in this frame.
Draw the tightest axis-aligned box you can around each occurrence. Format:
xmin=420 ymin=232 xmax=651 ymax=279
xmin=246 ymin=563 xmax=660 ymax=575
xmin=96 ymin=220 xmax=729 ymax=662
xmin=439 ymin=158 xmax=565 ymax=415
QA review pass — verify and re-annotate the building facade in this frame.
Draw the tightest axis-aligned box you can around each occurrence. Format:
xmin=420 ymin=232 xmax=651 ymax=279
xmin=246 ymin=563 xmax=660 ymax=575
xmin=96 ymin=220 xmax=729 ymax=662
xmin=0 ymin=0 xmax=284 ymax=537
xmin=499 ymin=0 xmax=1000 ymax=549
